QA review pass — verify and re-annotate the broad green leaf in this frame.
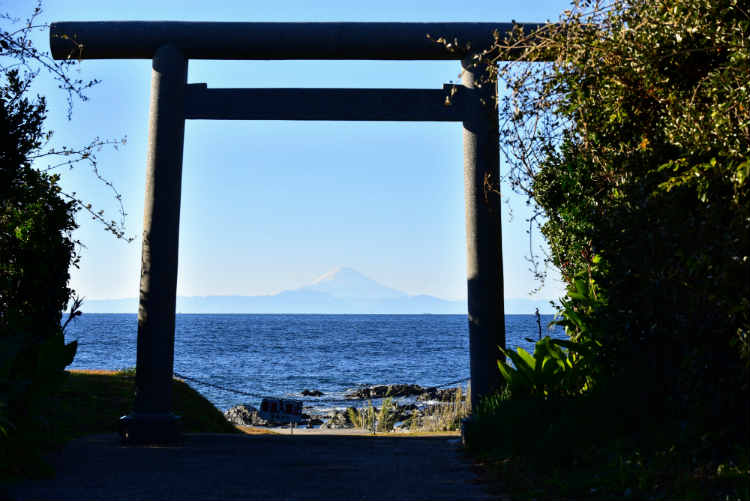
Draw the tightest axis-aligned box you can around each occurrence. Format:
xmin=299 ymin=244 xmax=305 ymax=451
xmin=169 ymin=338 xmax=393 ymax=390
xmin=515 ymin=347 xmax=536 ymax=370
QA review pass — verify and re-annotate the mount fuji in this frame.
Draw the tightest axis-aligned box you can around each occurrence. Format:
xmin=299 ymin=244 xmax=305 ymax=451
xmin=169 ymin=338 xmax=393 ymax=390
xmin=299 ymin=267 xmax=407 ymax=300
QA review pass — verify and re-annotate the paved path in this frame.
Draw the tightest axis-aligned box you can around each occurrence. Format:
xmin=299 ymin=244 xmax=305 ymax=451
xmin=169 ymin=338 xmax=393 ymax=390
xmin=5 ymin=433 xmax=494 ymax=501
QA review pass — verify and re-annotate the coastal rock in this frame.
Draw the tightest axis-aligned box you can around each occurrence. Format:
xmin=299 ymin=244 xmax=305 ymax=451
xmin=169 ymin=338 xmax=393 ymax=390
xmin=416 ymin=387 xmax=460 ymax=402
xmin=394 ymin=403 xmax=425 ymax=427
xmin=345 ymin=384 xmax=425 ymax=399
xmin=301 ymin=389 xmax=324 ymax=397
xmin=224 ymin=404 xmax=269 ymax=426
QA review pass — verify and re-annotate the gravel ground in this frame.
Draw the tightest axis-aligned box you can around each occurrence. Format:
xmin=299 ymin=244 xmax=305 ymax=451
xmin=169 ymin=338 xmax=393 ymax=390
xmin=3 ymin=433 xmax=494 ymax=501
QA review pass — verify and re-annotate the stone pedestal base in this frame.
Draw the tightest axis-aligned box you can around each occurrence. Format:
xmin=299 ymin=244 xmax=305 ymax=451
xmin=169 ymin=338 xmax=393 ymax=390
xmin=119 ymin=413 xmax=182 ymax=445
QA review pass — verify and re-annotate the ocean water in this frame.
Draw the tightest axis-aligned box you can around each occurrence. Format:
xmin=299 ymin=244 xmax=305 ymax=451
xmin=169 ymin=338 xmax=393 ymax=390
xmin=64 ymin=314 xmax=565 ymax=413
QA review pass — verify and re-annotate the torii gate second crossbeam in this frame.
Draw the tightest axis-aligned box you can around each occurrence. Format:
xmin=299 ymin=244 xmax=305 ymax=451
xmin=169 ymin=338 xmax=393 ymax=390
xmin=50 ymin=22 xmax=514 ymax=444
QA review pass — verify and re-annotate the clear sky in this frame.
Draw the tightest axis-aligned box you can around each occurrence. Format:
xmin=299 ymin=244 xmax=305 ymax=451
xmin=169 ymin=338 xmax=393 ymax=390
xmin=6 ymin=0 xmax=570 ymax=302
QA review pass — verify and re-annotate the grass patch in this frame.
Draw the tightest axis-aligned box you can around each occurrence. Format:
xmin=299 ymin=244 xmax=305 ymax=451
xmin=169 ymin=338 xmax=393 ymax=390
xmin=416 ymin=384 xmax=470 ymax=432
xmin=1 ymin=369 xmax=239 ymax=481
xmin=233 ymin=425 xmax=280 ymax=435
xmin=345 ymin=385 xmax=471 ymax=434
xmin=51 ymin=369 xmax=239 ymax=439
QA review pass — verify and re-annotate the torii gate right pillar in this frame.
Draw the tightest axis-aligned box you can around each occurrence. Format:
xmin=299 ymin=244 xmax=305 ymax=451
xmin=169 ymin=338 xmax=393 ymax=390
xmin=462 ymin=58 xmax=504 ymax=411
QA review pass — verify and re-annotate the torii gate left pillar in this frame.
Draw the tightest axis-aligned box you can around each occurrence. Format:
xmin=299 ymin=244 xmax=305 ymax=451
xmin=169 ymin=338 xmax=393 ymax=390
xmin=119 ymin=45 xmax=188 ymax=443
xmin=49 ymin=21 xmax=524 ymax=444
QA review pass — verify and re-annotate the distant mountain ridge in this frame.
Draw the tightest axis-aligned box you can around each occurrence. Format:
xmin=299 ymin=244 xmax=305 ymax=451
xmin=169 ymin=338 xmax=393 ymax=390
xmin=80 ymin=267 xmax=557 ymax=314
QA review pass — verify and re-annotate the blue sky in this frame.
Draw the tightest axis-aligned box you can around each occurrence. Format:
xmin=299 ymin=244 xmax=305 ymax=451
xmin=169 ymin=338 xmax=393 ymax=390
xmin=7 ymin=0 xmax=570 ymax=302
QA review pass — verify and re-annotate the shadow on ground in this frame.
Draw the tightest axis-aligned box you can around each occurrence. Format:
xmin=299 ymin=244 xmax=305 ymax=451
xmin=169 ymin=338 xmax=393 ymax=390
xmin=4 ymin=433 xmax=492 ymax=501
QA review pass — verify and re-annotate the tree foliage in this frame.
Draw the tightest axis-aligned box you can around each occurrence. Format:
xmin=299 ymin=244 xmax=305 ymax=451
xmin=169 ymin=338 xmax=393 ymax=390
xmin=484 ymin=0 xmax=750 ymax=419
xmin=0 ymin=2 xmax=131 ymax=241
xmin=0 ymin=70 xmax=77 ymax=333
xmin=0 ymin=69 xmax=79 ymax=472
xmin=466 ymin=3 xmax=748 ymax=495
xmin=0 ymin=2 xmax=129 ymax=475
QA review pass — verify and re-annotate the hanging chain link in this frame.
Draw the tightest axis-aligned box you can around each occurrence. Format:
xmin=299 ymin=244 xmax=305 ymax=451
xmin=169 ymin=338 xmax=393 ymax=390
xmin=433 ymin=376 xmax=471 ymax=388
xmin=173 ymin=371 xmax=470 ymax=398
xmin=173 ymin=371 xmax=266 ymax=398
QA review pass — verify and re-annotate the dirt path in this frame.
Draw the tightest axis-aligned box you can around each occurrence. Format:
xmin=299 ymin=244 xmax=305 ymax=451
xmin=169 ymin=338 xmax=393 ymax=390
xmin=4 ymin=433 xmax=494 ymax=501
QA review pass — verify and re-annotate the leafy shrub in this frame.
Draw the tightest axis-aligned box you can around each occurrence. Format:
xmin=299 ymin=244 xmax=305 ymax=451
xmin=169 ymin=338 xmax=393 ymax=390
xmin=465 ymin=1 xmax=748 ymax=495
xmin=0 ymin=70 xmax=79 ymax=476
xmin=497 ymin=336 xmax=595 ymax=400
xmin=347 ymin=397 xmax=398 ymax=433
xmin=375 ymin=397 xmax=397 ymax=432
xmin=347 ymin=400 xmax=376 ymax=432
xmin=484 ymin=0 xmax=750 ymax=432
xmin=472 ymin=269 xmax=657 ymax=459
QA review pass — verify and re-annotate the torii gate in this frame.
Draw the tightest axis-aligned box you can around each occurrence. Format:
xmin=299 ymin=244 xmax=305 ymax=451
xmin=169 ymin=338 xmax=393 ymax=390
xmin=50 ymin=22 xmax=518 ymax=444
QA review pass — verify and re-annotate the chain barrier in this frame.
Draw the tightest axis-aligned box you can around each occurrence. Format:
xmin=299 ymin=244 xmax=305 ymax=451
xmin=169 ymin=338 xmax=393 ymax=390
xmin=433 ymin=376 xmax=471 ymax=389
xmin=173 ymin=371 xmax=266 ymax=398
xmin=173 ymin=371 xmax=470 ymax=398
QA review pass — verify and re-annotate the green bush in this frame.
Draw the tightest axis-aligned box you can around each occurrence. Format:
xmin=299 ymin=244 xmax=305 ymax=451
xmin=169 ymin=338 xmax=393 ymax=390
xmin=464 ymin=3 xmax=749 ymax=496
xmin=0 ymin=70 xmax=79 ymax=476
xmin=497 ymin=335 xmax=598 ymax=400
xmin=488 ymin=0 xmax=749 ymax=433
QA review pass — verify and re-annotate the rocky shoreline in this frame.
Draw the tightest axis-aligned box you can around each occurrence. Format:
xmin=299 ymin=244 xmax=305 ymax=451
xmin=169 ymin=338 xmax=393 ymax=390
xmin=224 ymin=383 xmax=467 ymax=431
xmin=343 ymin=383 xmax=460 ymax=402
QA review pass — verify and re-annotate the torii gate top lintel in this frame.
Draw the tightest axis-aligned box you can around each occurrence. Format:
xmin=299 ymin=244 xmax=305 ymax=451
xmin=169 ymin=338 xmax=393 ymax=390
xmin=49 ymin=21 xmax=534 ymax=61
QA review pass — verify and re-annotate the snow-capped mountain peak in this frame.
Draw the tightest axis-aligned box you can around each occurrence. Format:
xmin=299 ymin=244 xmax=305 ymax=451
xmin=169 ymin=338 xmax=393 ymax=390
xmin=302 ymin=267 xmax=407 ymax=300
